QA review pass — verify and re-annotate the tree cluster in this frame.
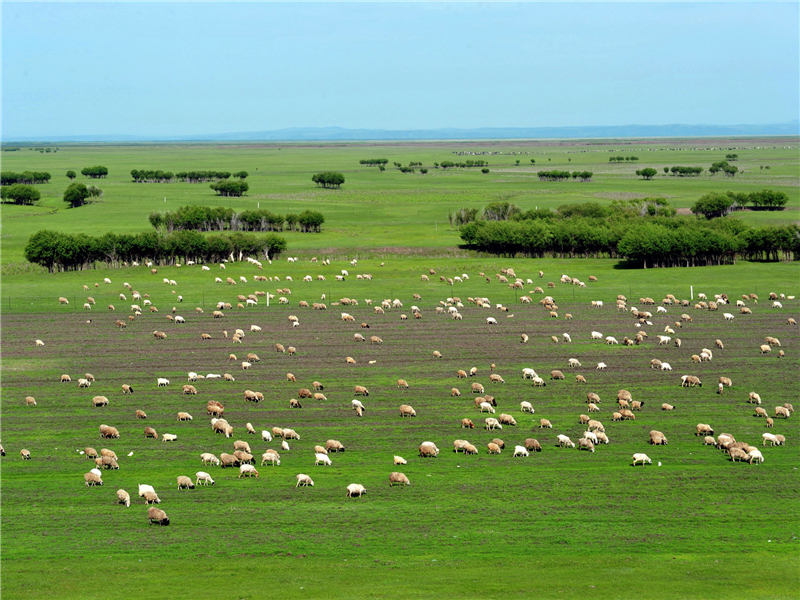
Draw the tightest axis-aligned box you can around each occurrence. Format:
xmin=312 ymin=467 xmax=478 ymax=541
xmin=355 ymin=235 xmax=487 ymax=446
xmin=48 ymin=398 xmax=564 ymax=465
xmin=210 ymin=181 xmax=249 ymax=197
xmin=536 ymin=170 xmax=592 ymax=181
xmin=1 ymin=171 xmax=52 ymax=185
xmin=24 ymin=229 xmax=287 ymax=273
xmin=636 ymin=168 xmax=658 ymax=180
xmin=459 ymin=201 xmax=799 ymax=267
xmin=725 ymin=154 xmax=738 ymax=161
xmin=312 ymin=172 xmax=345 ymax=189
xmin=668 ymin=166 xmax=704 ymax=177
xmin=438 ymin=160 xmax=488 ymax=169
xmin=131 ymin=170 xmax=175 ymax=183
xmin=63 ymin=183 xmax=93 ymax=208
xmin=1 ymin=184 xmax=41 ymax=205
xmin=359 ymin=159 xmax=389 ymax=166
xmin=81 ymin=166 xmax=108 ymax=179
xmin=609 ymin=156 xmax=639 ymax=162
xmin=709 ymin=161 xmax=738 ymax=177
xmin=692 ymin=189 xmax=789 ymax=218
xmin=175 ymin=171 xmax=232 ymax=183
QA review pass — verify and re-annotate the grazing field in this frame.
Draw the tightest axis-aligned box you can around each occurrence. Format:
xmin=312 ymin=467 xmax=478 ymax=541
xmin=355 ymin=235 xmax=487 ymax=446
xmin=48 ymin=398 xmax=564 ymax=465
xmin=2 ymin=256 xmax=799 ymax=598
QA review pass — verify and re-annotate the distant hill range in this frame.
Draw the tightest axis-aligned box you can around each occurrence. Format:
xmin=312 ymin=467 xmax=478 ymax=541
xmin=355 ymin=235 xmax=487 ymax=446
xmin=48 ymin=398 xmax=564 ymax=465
xmin=5 ymin=122 xmax=798 ymax=143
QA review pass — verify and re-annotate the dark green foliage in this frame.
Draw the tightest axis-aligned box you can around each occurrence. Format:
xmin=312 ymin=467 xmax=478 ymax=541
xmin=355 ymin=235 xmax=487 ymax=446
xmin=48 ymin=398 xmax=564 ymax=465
xmin=209 ymin=180 xmax=248 ymax=197
xmin=359 ymin=159 xmax=389 ymax=167
xmin=174 ymin=171 xmax=231 ymax=183
xmin=398 ymin=166 xmax=415 ymax=173
xmin=239 ymin=209 xmax=285 ymax=231
xmin=80 ymin=165 xmax=108 ymax=179
xmin=311 ymin=172 xmax=344 ymax=189
xmin=234 ymin=171 xmax=249 ymax=180
xmin=709 ymin=161 xmax=738 ymax=177
xmin=285 ymin=213 xmax=299 ymax=231
xmin=1 ymin=184 xmax=41 ymax=205
xmin=298 ymin=209 xmax=325 ymax=233
xmin=1 ymin=171 xmax=52 ymax=185
xmin=66 ymin=170 xmax=76 ymax=181
xmin=636 ymin=168 xmax=658 ymax=180
xmin=23 ymin=229 xmax=286 ymax=271
xmin=63 ymin=182 xmax=89 ymax=208
xmin=481 ymin=168 xmax=489 ymax=174
xmin=669 ymin=166 xmax=703 ymax=177
xmin=131 ymin=169 xmax=174 ymax=183
xmin=571 ymin=171 xmax=593 ymax=181
xmin=748 ymin=189 xmax=788 ymax=210
xmin=460 ymin=200 xmax=799 ymax=265
xmin=530 ymin=159 xmax=535 ymax=164
xmin=609 ymin=156 xmax=639 ymax=162
xmin=537 ymin=170 xmax=572 ymax=181
xmin=692 ymin=192 xmax=735 ymax=219
xmin=420 ymin=168 xmax=428 ymax=174
xmin=725 ymin=153 xmax=738 ymax=160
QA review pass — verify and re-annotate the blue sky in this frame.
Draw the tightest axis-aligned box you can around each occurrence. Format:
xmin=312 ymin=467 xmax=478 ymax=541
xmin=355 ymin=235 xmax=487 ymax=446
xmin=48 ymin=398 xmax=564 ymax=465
xmin=2 ymin=2 xmax=798 ymax=138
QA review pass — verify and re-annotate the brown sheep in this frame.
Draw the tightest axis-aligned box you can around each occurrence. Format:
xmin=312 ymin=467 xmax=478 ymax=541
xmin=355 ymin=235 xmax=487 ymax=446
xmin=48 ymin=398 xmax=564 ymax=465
xmin=540 ymin=419 xmax=552 ymax=429
xmin=177 ymin=476 xmax=195 ymax=490
xmin=20 ymin=449 xmax=32 ymax=460
xmin=487 ymin=442 xmax=502 ymax=454
xmin=370 ymin=336 xmax=383 ymax=345
xmin=524 ymin=438 xmax=542 ymax=452
xmin=144 ymin=426 xmax=158 ymax=438
xmin=471 ymin=383 xmax=485 ymax=394
xmin=354 ymin=385 xmax=369 ymax=396
xmin=389 ymin=472 xmax=410 ymax=487
xmin=587 ymin=392 xmax=601 ymax=404
xmin=182 ymin=384 xmax=198 ymax=395
xmin=457 ymin=370 xmax=468 ymax=379
xmin=290 ymin=398 xmax=302 ymax=409
xmin=147 ymin=507 xmax=170 ymax=526
xmin=550 ymin=370 xmax=565 ymax=380
xmin=631 ymin=401 xmax=644 ymax=411
xmin=461 ymin=418 xmax=474 ymax=429
xmin=576 ymin=375 xmax=587 ymax=384
xmin=326 ymin=440 xmax=345 ymax=453
xmin=399 ymin=405 xmax=416 ymax=418
xmin=451 ymin=388 xmax=461 ymax=397
xmin=84 ymin=472 xmax=103 ymax=486
xmin=397 ymin=379 xmax=409 ymax=389
xmin=649 ymin=430 xmax=668 ymax=445
xmin=177 ymin=412 xmax=193 ymax=421
xmin=662 ymin=403 xmax=674 ymax=411
xmin=489 ymin=374 xmax=505 ymax=384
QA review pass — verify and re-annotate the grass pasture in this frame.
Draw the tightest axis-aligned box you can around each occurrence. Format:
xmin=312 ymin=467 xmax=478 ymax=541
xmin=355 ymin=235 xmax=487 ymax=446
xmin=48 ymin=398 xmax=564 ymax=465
xmin=2 ymin=256 xmax=799 ymax=598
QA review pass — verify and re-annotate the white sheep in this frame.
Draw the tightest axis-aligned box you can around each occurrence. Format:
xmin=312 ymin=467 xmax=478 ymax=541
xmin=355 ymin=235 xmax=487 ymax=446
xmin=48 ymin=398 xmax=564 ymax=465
xmin=562 ymin=333 xmax=572 ymax=343
xmin=568 ymin=358 xmax=581 ymax=368
xmin=520 ymin=401 xmax=534 ymax=413
xmin=557 ymin=434 xmax=575 ymax=448
xmin=596 ymin=362 xmax=607 ymax=370
xmin=296 ymin=474 xmax=314 ymax=487
xmin=157 ymin=378 xmax=170 ymax=387
xmin=632 ymin=453 xmax=652 ymax=466
xmin=724 ymin=313 xmax=735 ymax=321
xmin=661 ymin=362 xmax=672 ymax=371
xmin=513 ymin=445 xmax=529 ymax=457
xmin=591 ymin=331 xmax=603 ymax=340
xmin=605 ymin=336 xmax=619 ymax=345
xmin=261 ymin=430 xmax=273 ymax=442
xmin=393 ymin=455 xmax=407 ymax=465
xmin=486 ymin=317 xmax=497 ymax=325
xmin=315 ymin=453 xmax=332 ymax=466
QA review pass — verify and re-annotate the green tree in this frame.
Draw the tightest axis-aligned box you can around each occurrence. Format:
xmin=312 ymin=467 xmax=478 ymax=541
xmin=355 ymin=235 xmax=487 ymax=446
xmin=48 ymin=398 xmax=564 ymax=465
xmin=234 ymin=171 xmax=249 ymax=180
xmin=298 ymin=209 xmax=325 ymax=232
xmin=530 ymin=159 xmax=536 ymax=164
xmin=636 ymin=168 xmax=658 ymax=180
xmin=63 ymin=182 xmax=90 ymax=208
xmin=481 ymin=168 xmax=490 ymax=174
xmin=66 ymin=170 xmax=76 ymax=181
xmin=1 ymin=184 xmax=41 ymax=205
xmin=691 ymin=192 xmax=735 ymax=219
xmin=749 ymin=189 xmax=789 ymax=211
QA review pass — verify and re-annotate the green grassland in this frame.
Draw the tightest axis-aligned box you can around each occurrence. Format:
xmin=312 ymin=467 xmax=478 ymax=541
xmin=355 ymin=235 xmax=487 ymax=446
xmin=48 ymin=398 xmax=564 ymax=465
xmin=2 ymin=140 xmax=800 ymax=598
xmin=1 ymin=138 xmax=798 ymax=268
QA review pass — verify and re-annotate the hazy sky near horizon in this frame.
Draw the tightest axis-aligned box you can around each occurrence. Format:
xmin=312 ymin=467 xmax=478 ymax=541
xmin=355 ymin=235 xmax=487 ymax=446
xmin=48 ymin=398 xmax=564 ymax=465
xmin=2 ymin=2 xmax=798 ymax=138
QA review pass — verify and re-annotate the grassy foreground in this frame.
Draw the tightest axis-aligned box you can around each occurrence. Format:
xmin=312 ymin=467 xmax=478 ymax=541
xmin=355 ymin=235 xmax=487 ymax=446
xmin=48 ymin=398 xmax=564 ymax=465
xmin=4 ymin=553 xmax=797 ymax=599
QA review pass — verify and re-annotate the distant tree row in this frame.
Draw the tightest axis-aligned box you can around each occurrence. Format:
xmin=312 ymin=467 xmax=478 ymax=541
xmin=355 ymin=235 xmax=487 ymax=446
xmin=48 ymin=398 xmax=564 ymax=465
xmin=149 ymin=205 xmax=324 ymax=233
xmin=130 ymin=170 xmax=248 ymax=183
xmin=438 ymin=160 xmax=488 ymax=169
xmin=359 ymin=159 xmax=389 ymax=166
xmin=81 ymin=166 xmax=108 ymax=179
xmin=609 ymin=156 xmax=639 ymax=162
xmin=24 ymin=229 xmax=286 ymax=272
xmin=210 ymin=180 xmax=249 ymax=197
xmin=667 ymin=166 xmax=704 ymax=177
xmin=312 ymin=172 xmax=345 ymax=189
xmin=1 ymin=171 xmax=51 ymax=185
xmin=537 ymin=170 xmax=592 ymax=181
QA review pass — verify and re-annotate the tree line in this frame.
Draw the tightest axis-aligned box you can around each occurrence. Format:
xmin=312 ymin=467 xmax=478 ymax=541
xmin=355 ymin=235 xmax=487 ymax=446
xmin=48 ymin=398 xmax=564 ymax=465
xmin=148 ymin=205 xmax=325 ymax=233
xmin=210 ymin=180 xmax=249 ymax=197
xmin=312 ymin=172 xmax=345 ymax=189
xmin=1 ymin=171 xmax=52 ymax=185
xmin=438 ymin=160 xmax=488 ymax=169
xmin=131 ymin=170 xmax=248 ymax=183
xmin=24 ymin=229 xmax=287 ymax=272
xmin=458 ymin=201 xmax=799 ymax=266
xmin=537 ymin=170 xmax=593 ymax=181
xmin=359 ymin=159 xmax=388 ymax=166
xmin=609 ymin=156 xmax=639 ymax=162
xmin=691 ymin=189 xmax=789 ymax=218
